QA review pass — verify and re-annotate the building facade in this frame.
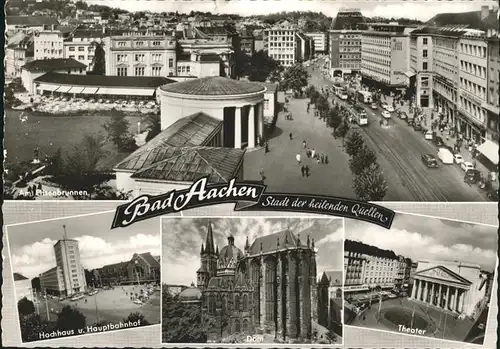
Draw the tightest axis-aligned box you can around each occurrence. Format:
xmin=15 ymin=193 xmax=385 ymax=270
xmin=104 ymin=31 xmax=178 ymax=77
xmin=410 ymin=260 xmax=490 ymax=317
xmin=63 ymin=31 xmax=102 ymax=72
xmin=95 ymin=252 xmax=161 ymax=286
xmin=361 ymin=24 xmax=411 ymax=91
xmin=34 ymin=28 xmax=64 ymax=60
xmin=457 ymin=31 xmax=489 ymax=142
xmin=305 ymin=32 xmax=327 ymax=54
xmin=263 ymin=26 xmax=297 ymax=67
xmin=410 ymin=29 xmax=434 ymax=108
xmin=39 ymin=266 xmax=66 ymax=296
xmin=195 ymin=220 xmax=319 ymax=341
xmin=484 ymin=35 xmax=499 ymax=144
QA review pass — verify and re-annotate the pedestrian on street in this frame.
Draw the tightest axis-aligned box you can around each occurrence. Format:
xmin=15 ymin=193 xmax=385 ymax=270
xmin=321 ymin=154 xmax=325 ymax=164
xmin=317 ymin=156 xmax=321 ymax=164
xmin=289 ymin=132 xmax=293 ymax=140
xmin=265 ymin=141 xmax=269 ymax=153
xmin=303 ymin=140 xmax=307 ymax=148
xmin=296 ymin=153 xmax=301 ymax=164
xmin=259 ymin=168 xmax=266 ymax=182
xmin=301 ymin=165 xmax=306 ymax=177
xmin=307 ymin=148 xmax=311 ymax=158
xmin=325 ymin=154 xmax=329 ymax=164
xmin=305 ymin=165 xmax=310 ymax=177
xmin=311 ymin=148 xmax=316 ymax=159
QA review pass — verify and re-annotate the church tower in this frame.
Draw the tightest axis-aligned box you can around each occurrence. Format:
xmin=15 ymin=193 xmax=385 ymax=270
xmin=197 ymin=219 xmax=218 ymax=289
xmin=317 ymin=272 xmax=330 ymax=328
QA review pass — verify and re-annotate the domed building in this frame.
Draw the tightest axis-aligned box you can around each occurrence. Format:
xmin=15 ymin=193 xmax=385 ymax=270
xmin=195 ymin=219 xmax=322 ymax=342
xmin=179 ymin=282 xmax=202 ymax=304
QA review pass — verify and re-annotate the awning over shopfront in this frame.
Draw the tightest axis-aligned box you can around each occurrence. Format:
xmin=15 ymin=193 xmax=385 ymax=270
xmin=404 ymin=71 xmax=416 ymax=78
xmin=55 ymin=85 xmax=72 ymax=93
xmin=476 ymin=140 xmax=499 ymax=165
xmin=81 ymin=87 xmax=99 ymax=94
xmin=39 ymin=84 xmax=60 ymax=92
xmin=95 ymin=88 xmax=111 ymax=95
xmin=105 ymin=88 xmax=156 ymax=96
xmin=68 ymin=86 xmax=85 ymax=94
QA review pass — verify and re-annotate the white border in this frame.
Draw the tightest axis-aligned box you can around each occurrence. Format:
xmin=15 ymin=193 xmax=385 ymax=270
xmin=160 ymin=215 xmax=345 ymax=348
xmin=342 ymin=210 xmax=499 ymax=346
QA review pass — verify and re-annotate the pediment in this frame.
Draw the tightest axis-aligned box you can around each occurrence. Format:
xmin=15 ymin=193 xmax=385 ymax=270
xmin=415 ymin=266 xmax=471 ymax=285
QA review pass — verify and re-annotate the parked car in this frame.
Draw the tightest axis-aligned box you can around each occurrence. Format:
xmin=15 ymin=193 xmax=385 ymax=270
xmin=454 ymin=153 xmax=464 ymax=164
xmin=477 ymin=323 xmax=486 ymax=330
xmin=437 ymin=148 xmax=454 ymax=164
xmin=397 ymin=110 xmax=408 ymax=119
xmin=424 ymin=131 xmax=433 ymax=140
xmin=422 ymin=153 xmax=439 ymax=168
xmin=464 ymin=169 xmax=481 ymax=184
xmin=381 ymin=102 xmax=389 ymax=110
xmin=386 ymin=105 xmax=395 ymax=112
xmin=381 ymin=110 xmax=391 ymax=119
xmin=413 ymin=122 xmax=422 ymax=131
xmin=371 ymin=103 xmax=378 ymax=110
xmin=433 ymin=136 xmax=444 ymax=147
xmin=486 ymin=190 xmax=498 ymax=201
xmin=461 ymin=161 xmax=475 ymax=172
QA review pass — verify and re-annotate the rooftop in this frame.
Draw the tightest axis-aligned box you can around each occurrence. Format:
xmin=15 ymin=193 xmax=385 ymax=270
xmin=115 ymin=112 xmax=223 ymax=170
xmin=34 ymin=72 xmax=176 ymax=88
xmin=345 ymin=239 xmax=398 ymax=260
xmin=7 ymin=16 xmax=59 ymax=26
xmin=160 ymin=76 xmax=266 ymax=96
xmin=129 ymin=146 xmax=245 ymax=184
xmin=256 ymin=82 xmax=279 ymax=93
xmin=330 ymin=11 xmax=367 ymax=31
xmin=22 ymin=58 xmax=86 ymax=72
xmin=138 ymin=252 xmax=161 ymax=268
xmin=427 ymin=8 xmax=498 ymax=31
xmin=248 ymin=229 xmax=308 ymax=255
xmin=410 ymin=26 xmax=468 ymax=37
xmin=13 ymin=273 xmax=29 ymax=281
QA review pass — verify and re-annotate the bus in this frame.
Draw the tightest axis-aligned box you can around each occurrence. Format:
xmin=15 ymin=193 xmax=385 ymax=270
xmin=357 ymin=90 xmax=373 ymax=103
xmin=352 ymin=104 xmax=368 ymax=126
xmin=332 ymin=84 xmax=348 ymax=100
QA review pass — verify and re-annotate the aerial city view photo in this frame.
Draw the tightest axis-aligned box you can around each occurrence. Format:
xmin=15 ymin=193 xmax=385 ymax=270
xmin=5 ymin=212 xmax=162 ymax=342
xmin=343 ymin=213 xmax=498 ymax=345
xmin=161 ymin=217 xmax=344 ymax=345
xmin=3 ymin=0 xmax=499 ymax=201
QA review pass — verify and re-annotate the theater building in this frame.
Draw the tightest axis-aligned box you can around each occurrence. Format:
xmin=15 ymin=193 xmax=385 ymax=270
xmin=409 ymin=260 xmax=490 ymax=317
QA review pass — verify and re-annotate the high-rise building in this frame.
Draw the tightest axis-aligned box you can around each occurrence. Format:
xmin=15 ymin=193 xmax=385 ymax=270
xmin=409 ymin=28 xmax=435 ymax=108
xmin=305 ymin=32 xmax=328 ymax=54
xmin=484 ymin=34 xmax=499 ymax=144
xmin=34 ymin=26 xmax=64 ymax=60
xmin=263 ymin=25 xmax=298 ymax=67
xmin=39 ymin=236 xmax=87 ymax=297
xmin=328 ymin=8 xmax=367 ymax=78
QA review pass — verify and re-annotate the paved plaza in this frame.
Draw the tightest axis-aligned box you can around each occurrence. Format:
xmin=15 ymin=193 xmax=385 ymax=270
xmin=349 ymin=297 xmax=476 ymax=343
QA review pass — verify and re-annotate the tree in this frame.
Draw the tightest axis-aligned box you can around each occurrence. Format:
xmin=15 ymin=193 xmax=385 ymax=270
xmin=56 ymin=305 xmax=86 ymax=332
xmin=281 ymin=64 xmax=309 ymax=96
xmin=46 ymin=148 xmax=64 ymax=176
xmin=334 ymin=121 xmax=350 ymax=146
xmin=19 ymin=314 xmax=52 ymax=342
xmin=64 ymin=134 xmax=107 ymax=176
xmin=315 ymin=95 xmax=329 ymax=118
xmin=345 ymin=131 xmax=365 ymax=157
xmin=310 ymin=90 xmax=320 ymax=105
xmin=90 ymin=42 xmax=105 ymax=75
xmin=327 ymin=107 xmax=342 ymax=130
xmin=145 ymin=114 xmax=161 ymax=142
xmin=18 ymin=297 xmax=35 ymax=316
xmin=245 ymin=50 xmax=281 ymax=82
xmin=305 ymin=85 xmax=316 ymax=99
xmin=124 ymin=312 xmax=150 ymax=326
xmin=352 ymin=163 xmax=388 ymax=201
xmin=349 ymin=144 xmax=377 ymax=176
xmin=102 ymin=114 xmax=133 ymax=150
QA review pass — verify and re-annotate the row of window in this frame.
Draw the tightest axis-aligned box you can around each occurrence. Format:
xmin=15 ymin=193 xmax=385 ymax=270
xmin=434 ymin=38 xmax=457 ymax=50
xmin=271 ymin=53 xmax=294 ymax=60
xmin=460 ymin=77 xmax=487 ymax=101
xmin=361 ymin=54 xmax=391 ymax=67
xmin=434 ymin=62 xmax=457 ymax=80
xmin=116 ymin=66 xmax=171 ymax=76
xmin=339 ymin=62 xmax=360 ymax=69
xmin=116 ymin=54 xmax=175 ymax=66
xmin=35 ymin=40 xmax=62 ymax=47
xmin=68 ymin=46 xmax=93 ymax=52
xmin=266 ymin=31 xmax=295 ymax=36
xmin=365 ymin=278 xmax=392 ymax=284
xmin=459 ymin=97 xmax=486 ymax=123
xmin=116 ymin=40 xmax=173 ymax=47
xmin=434 ymin=80 xmax=457 ymax=102
xmin=460 ymin=42 xmax=487 ymax=58
xmin=267 ymin=36 xmax=295 ymax=42
xmin=361 ymin=47 xmax=391 ymax=57
xmin=362 ymin=37 xmax=391 ymax=46
xmin=460 ymin=60 xmax=488 ymax=79
xmin=268 ymin=42 xmax=295 ymax=48
xmin=68 ymin=55 xmax=93 ymax=61
xmin=177 ymin=65 xmax=192 ymax=74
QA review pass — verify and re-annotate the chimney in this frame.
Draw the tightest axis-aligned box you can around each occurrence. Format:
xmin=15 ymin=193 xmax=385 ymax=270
xmin=481 ymin=6 xmax=490 ymax=21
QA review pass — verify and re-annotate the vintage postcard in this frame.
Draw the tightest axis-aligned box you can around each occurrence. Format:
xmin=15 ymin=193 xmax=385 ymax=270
xmin=4 ymin=211 xmax=162 ymax=343
xmin=161 ymin=217 xmax=344 ymax=345
xmin=343 ymin=212 xmax=498 ymax=345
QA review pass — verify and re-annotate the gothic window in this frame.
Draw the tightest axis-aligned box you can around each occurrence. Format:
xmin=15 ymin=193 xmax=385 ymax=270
xmin=209 ymin=295 xmax=216 ymax=314
xmin=221 ymin=295 xmax=227 ymax=312
xmin=243 ymin=294 xmax=248 ymax=311
xmin=235 ymin=319 xmax=241 ymax=333
xmin=243 ymin=318 xmax=248 ymax=332
xmin=265 ymin=260 xmax=276 ymax=322
xmin=235 ymin=294 xmax=240 ymax=311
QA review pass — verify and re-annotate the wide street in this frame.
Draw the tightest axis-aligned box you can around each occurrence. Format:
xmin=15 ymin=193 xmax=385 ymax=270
xmin=310 ymin=59 xmax=487 ymax=201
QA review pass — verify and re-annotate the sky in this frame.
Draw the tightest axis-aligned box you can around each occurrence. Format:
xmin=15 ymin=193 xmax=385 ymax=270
xmin=345 ymin=213 xmax=498 ymax=272
xmin=161 ymin=217 xmax=344 ymax=285
xmin=6 ymin=212 xmax=161 ymax=279
xmin=86 ymin=0 xmax=498 ymax=22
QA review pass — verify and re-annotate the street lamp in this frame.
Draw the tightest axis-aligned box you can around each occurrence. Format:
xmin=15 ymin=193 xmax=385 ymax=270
xmin=137 ymin=121 xmax=141 ymax=135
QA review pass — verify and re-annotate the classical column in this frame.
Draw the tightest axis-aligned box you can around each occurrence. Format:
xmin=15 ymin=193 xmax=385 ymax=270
xmin=410 ymin=279 xmax=417 ymax=298
xmin=418 ymin=280 xmax=424 ymax=301
xmin=248 ymin=104 xmax=256 ymax=148
xmin=257 ymin=102 xmax=264 ymax=141
xmin=276 ymin=254 xmax=283 ymax=338
xmin=454 ymin=288 xmax=459 ymax=312
xmin=423 ymin=281 xmax=429 ymax=303
xmin=260 ymin=258 xmax=267 ymax=332
xmin=430 ymin=283 xmax=435 ymax=306
xmin=437 ymin=284 xmax=443 ymax=308
xmin=444 ymin=286 xmax=450 ymax=310
xmin=235 ymin=107 xmax=242 ymax=149
xmin=460 ymin=290 xmax=467 ymax=314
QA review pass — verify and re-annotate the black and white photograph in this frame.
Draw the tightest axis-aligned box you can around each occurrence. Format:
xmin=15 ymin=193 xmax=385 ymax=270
xmin=161 ymin=217 xmax=344 ymax=345
xmin=343 ymin=213 xmax=498 ymax=345
xmin=5 ymin=212 xmax=162 ymax=343
xmin=4 ymin=0 xmax=498 ymax=202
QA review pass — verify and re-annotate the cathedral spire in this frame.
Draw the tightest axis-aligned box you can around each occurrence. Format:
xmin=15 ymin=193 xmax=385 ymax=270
xmin=312 ymin=238 xmax=315 ymax=249
xmin=216 ymin=245 xmax=219 ymax=255
xmin=307 ymin=235 xmax=310 ymax=248
xmin=297 ymin=233 xmax=301 ymax=246
xmin=245 ymin=236 xmax=250 ymax=250
xmin=205 ymin=219 xmax=216 ymax=254
xmin=201 ymin=243 xmax=205 ymax=255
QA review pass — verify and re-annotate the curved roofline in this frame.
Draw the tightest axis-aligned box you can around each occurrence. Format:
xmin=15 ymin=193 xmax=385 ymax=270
xmin=159 ymin=87 xmax=267 ymax=100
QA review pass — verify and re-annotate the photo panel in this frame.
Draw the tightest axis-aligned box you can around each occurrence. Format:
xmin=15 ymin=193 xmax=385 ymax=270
xmin=343 ymin=212 xmax=498 ymax=345
xmin=161 ymin=216 xmax=344 ymax=346
xmin=5 ymin=211 xmax=162 ymax=343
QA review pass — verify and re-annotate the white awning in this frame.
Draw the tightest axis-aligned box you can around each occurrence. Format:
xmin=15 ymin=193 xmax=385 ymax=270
xmin=39 ymin=84 xmax=60 ymax=92
xmin=119 ymin=88 xmax=155 ymax=96
xmin=95 ymin=88 xmax=111 ymax=95
xmin=476 ymin=140 xmax=499 ymax=165
xmin=404 ymin=71 xmax=416 ymax=78
xmin=55 ymin=85 xmax=72 ymax=93
xmin=81 ymin=87 xmax=99 ymax=94
xmin=68 ymin=86 xmax=85 ymax=94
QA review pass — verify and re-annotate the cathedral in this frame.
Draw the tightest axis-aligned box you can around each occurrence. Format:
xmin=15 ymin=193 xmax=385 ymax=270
xmin=194 ymin=220 xmax=325 ymax=342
